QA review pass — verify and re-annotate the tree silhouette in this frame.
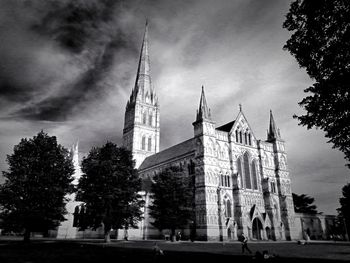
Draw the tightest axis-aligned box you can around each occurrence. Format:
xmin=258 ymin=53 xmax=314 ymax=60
xmin=149 ymin=166 xmax=194 ymax=241
xmin=338 ymin=183 xmax=350 ymax=238
xmin=292 ymin=193 xmax=318 ymax=214
xmin=76 ymin=142 xmax=144 ymax=242
xmin=283 ymin=0 xmax=350 ymax=167
xmin=0 ymin=131 xmax=74 ymax=242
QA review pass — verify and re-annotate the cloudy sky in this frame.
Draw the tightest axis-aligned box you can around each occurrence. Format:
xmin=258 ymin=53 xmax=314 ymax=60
xmin=0 ymin=0 xmax=348 ymax=214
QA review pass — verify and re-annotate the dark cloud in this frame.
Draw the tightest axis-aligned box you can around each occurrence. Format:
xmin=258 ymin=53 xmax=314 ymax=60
xmin=0 ymin=0 xmax=136 ymax=121
xmin=13 ymin=37 xmax=131 ymax=121
xmin=33 ymin=0 xmax=124 ymax=54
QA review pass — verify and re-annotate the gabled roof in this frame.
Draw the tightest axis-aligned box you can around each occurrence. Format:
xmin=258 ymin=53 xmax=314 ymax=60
xmin=139 ymin=138 xmax=195 ymax=171
xmin=231 ymin=110 xmax=257 ymax=139
xmin=216 ymin=121 xmax=235 ymax=132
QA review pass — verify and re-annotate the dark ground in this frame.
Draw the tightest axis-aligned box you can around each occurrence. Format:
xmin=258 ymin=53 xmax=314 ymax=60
xmin=0 ymin=238 xmax=349 ymax=263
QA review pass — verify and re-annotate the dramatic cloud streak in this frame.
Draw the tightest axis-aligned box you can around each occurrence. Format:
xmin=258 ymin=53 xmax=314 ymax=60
xmin=0 ymin=0 xmax=348 ymax=214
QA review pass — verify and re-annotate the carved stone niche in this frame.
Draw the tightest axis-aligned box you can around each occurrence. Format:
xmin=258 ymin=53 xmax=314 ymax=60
xmin=232 ymin=173 xmax=240 ymax=190
xmin=261 ymin=177 xmax=270 ymax=193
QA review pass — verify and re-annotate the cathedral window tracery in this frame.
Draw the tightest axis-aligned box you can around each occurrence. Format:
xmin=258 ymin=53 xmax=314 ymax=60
xmin=142 ymin=136 xmax=146 ymax=150
xmin=270 ymin=181 xmax=276 ymax=193
xmin=142 ymin=112 xmax=147 ymax=124
xmin=224 ymin=199 xmax=232 ymax=218
xmin=243 ymin=152 xmax=252 ymax=189
xmin=148 ymin=137 xmax=152 ymax=151
xmin=237 ymin=157 xmax=243 ymax=188
xmin=251 ymin=160 xmax=258 ymax=190
xmin=149 ymin=114 xmax=153 ymax=126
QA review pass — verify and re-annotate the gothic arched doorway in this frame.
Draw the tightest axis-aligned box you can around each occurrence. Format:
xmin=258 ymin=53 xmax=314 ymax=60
xmin=252 ymin=217 xmax=263 ymax=240
xmin=265 ymin=227 xmax=272 ymax=240
xmin=227 ymin=228 xmax=232 ymax=240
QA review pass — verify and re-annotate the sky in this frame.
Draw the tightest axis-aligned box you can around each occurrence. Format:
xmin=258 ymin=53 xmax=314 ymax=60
xmin=0 ymin=0 xmax=348 ymax=214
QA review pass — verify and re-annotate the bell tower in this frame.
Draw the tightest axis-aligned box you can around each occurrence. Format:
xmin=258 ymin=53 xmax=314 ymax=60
xmin=123 ymin=21 xmax=160 ymax=168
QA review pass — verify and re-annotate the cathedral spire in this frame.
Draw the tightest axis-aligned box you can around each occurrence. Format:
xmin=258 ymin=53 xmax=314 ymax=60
xmin=267 ymin=110 xmax=280 ymax=141
xmin=131 ymin=20 xmax=154 ymax=104
xmin=196 ymin=86 xmax=211 ymax=121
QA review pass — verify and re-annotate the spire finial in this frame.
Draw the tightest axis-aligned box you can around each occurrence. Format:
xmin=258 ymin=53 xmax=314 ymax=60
xmin=267 ymin=109 xmax=280 ymax=141
xmin=196 ymin=85 xmax=211 ymax=122
xmin=131 ymin=21 xmax=153 ymax=104
xmin=239 ymin=104 xmax=242 ymax=112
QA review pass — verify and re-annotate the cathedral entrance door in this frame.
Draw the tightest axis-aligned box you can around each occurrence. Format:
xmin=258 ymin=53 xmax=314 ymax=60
xmin=252 ymin=218 xmax=263 ymax=240
xmin=265 ymin=227 xmax=271 ymax=240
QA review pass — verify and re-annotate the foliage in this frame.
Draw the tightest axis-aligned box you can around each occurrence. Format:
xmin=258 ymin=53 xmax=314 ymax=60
xmin=149 ymin=166 xmax=194 ymax=238
xmin=283 ymin=0 xmax=350 ymax=167
xmin=76 ymin=142 xmax=144 ymax=242
xmin=292 ymin=193 xmax=318 ymax=214
xmin=337 ymin=183 xmax=350 ymax=237
xmin=0 ymin=131 xmax=74 ymax=241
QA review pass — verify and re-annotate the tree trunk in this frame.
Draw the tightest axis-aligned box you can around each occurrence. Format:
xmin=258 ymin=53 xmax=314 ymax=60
xmin=104 ymin=229 xmax=111 ymax=243
xmin=103 ymin=217 xmax=112 ymax=243
xmin=23 ymin=228 xmax=31 ymax=243
xmin=171 ymin=228 xmax=175 ymax=242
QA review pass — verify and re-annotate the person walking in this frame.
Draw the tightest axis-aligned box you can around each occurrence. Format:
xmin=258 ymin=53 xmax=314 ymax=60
xmin=153 ymin=242 xmax=164 ymax=263
xmin=240 ymin=233 xmax=252 ymax=254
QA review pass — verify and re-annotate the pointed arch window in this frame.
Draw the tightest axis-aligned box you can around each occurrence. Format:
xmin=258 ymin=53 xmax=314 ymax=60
xmin=251 ymin=159 xmax=258 ymax=190
xmin=141 ymin=136 xmax=146 ymax=150
xmin=237 ymin=157 xmax=243 ymax=188
xmin=227 ymin=174 xmax=231 ymax=187
xmin=248 ymin=134 xmax=252 ymax=145
xmin=142 ymin=112 xmax=147 ymax=124
xmin=149 ymin=114 xmax=153 ymax=126
xmin=235 ymin=130 xmax=239 ymax=143
xmin=225 ymin=199 xmax=232 ymax=217
xmin=244 ymin=132 xmax=248 ymax=144
xmin=243 ymin=152 xmax=251 ymax=189
xmin=148 ymin=137 xmax=152 ymax=151
xmin=271 ymin=181 xmax=277 ymax=194
xmin=239 ymin=131 xmax=242 ymax=143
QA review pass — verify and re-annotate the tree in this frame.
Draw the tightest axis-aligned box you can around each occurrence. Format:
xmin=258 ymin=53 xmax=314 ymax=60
xmin=76 ymin=142 xmax=144 ymax=242
xmin=338 ymin=183 xmax=350 ymax=239
xmin=149 ymin=166 xmax=194 ymax=241
xmin=0 ymin=131 xmax=74 ymax=242
xmin=292 ymin=193 xmax=318 ymax=214
xmin=283 ymin=0 xmax=350 ymax=167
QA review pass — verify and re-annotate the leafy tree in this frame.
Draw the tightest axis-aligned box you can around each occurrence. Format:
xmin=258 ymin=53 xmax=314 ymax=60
xmin=283 ymin=0 xmax=350 ymax=167
xmin=292 ymin=193 xmax=318 ymax=214
xmin=338 ymin=183 xmax=350 ymax=239
xmin=76 ymin=142 xmax=144 ymax=242
xmin=149 ymin=166 xmax=194 ymax=241
xmin=0 ymin=131 xmax=74 ymax=242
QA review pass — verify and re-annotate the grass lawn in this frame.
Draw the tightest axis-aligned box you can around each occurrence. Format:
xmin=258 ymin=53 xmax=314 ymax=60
xmin=0 ymin=239 xmax=349 ymax=263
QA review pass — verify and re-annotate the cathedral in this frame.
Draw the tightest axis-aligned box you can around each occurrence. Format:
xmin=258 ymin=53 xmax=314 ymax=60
xmin=122 ymin=22 xmax=297 ymax=241
xmin=56 ymin=22 xmax=338 ymax=242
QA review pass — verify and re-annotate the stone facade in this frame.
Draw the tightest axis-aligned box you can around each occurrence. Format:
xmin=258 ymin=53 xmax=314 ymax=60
xmin=122 ymin=23 xmax=299 ymax=241
xmin=136 ymin=88 xmax=297 ymax=241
